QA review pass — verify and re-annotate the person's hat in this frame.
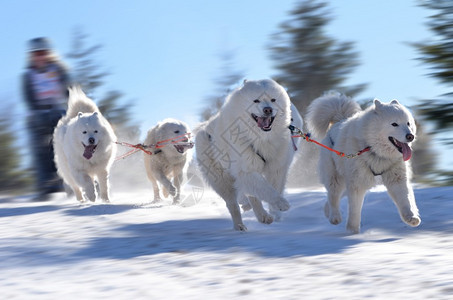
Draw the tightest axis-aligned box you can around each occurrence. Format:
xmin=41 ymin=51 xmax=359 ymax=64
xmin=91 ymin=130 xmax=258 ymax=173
xmin=28 ymin=37 xmax=52 ymax=52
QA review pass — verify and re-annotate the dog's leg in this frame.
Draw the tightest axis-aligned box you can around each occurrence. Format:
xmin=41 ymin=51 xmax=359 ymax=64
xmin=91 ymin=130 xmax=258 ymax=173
xmin=154 ymin=170 xmax=176 ymax=198
xmin=345 ymin=185 xmax=367 ymax=234
xmin=97 ymin=169 xmax=111 ymax=203
xmin=202 ymin=168 xmax=246 ymax=230
xmin=382 ymin=170 xmax=421 ymax=227
xmin=72 ymin=171 xmax=96 ymax=202
xmin=319 ymin=153 xmax=345 ymax=226
xmin=148 ymin=176 xmax=161 ymax=203
xmin=236 ymin=172 xmax=290 ymax=212
xmin=239 ymin=195 xmax=252 ymax=212
xmin=266 ymin=164 xmax=291 ymax=221
xmin=226 ymin=197 xmax=247 ymax=231
xmin=325 ymin=179 xmax=345 ymax=226
xmin=215 ymin=183 xmax=246 ymax=231
xmin=72 ymin=185 xmax=84 ymax=202
xmin=172 ymin=168 xmax=183 ymax=205
xmin=248 ymin=196 xmax=273 ymax=224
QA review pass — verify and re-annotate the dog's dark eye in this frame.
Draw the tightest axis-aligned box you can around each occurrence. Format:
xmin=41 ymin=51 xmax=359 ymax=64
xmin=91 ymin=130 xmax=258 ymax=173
xmin=271 ymin=98 xmax=276 ymax=102
xmin=94 ymin=130 xmax=98 ymax=133
xmin=174 ymin=130 xmax=180 ymax=134
xmin=407 ymin=122 xmax=410 ymax=126
xmin=391 ymin=123 xmax=398 ymax=127
xmin=253 ymin=99 xmax=260 ymax=103
xmin=83 ymin=131 xmax=87 ymax=134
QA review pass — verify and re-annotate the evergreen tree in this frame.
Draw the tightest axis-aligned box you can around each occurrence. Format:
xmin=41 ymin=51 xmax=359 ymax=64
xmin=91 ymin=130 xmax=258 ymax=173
xmin=0 ymin=108 xmax=31 ymax=192
xmin=412 ymin=0 xmax=453 ymax=184
xmin=413 ymin=0 xmax=453 ymax=140
xmin=66 ymin=27 xmax=139 ymax=136
xmin=200 ymin=51 xmax=245 ymax=121
xmin=66 ymin=27 xmax=109 ymax=97
xmin=269 ymin=0 xmax=366 ymax=114
xmin=413 ymin=0 xmax=453 ymax=87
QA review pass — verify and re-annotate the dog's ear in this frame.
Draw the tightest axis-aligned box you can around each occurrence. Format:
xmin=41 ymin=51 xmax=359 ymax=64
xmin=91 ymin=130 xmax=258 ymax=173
xmin=78 ymin=112 xmax=83 ymax=118
xmin=373 ymin=99 xmax=383 ymax=113
xmin=92 ymin=112 xmax=99 ymax=118
xmin=390 ymin=99 xmax=400 ymax=105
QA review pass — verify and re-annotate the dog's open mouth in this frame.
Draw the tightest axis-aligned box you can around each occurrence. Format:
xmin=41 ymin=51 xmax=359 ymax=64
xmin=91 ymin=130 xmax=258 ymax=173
xmin=82 ymin=143 xmax=97 ymax=160
xmin=251 ymin=113 xmax=275 ymax=131
xmin=173 ymin=142 xmax=194 ymax=154
xmin=388 ymin=137 xmax=412 ymax=161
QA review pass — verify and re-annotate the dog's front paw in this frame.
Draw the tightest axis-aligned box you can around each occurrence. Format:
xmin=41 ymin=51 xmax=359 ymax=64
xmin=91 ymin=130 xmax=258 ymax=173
xmin=325 ymin=202 xmax=342 ymax=225
xmin=403 ymin=214 xmax=421 ymax=227
xmin=241 ymin=203 xmax=252 ymax=212
xmin=346 ymin=223 xmax=360 ymax=234
xmin=234 ymin=223 xmax=248 ymax=232
xmin=84 ymin=191 xmax=96 ymax=202
xmin=274 ymin=196 xmax=290 ymax=211
xmin=172 ymin=196 xmax=180 ymax=205
xmin=257 ymin=213 xmax=274 ymax=225
xmin=168 ymin=185 xmax=177 ymax=197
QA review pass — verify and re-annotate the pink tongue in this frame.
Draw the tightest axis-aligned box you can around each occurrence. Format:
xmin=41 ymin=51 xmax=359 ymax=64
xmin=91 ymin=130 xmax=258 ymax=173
xmin=401 ymin=143 xmax=412 ymax=161
xmin=83 ymin=145 xmax=96 ymax=160
xmin=257 ymin=117 xmax=271 ymax=128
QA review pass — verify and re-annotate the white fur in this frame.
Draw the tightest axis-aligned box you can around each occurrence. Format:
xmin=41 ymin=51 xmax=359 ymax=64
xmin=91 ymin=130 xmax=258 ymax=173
xmin=196 ymin=79 xmax=295 ymax=231
xmin=289 ymin=102 xmax=304 ymax=151
xmin=306 ymin=92 xmax=421 ymax=233
xmin=53 ymin=87 xmax=117 ymax=202
xmin=143 ymin=118 xmax=192 ymax=204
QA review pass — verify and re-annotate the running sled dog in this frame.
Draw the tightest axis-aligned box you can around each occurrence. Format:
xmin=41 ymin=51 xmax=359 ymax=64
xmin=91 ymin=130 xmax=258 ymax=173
xmin=196 ymin=79 xmax=297 ymax=231
xmin=143 ymin=118 xmax=192 ymax=204
xmin=306 ymin=92 xmax=421 ymax=233
xmin=53 ymin=87 xmax=117 ymax=202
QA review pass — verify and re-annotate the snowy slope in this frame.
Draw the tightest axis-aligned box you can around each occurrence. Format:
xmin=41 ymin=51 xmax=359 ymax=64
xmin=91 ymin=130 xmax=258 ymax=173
xmin=0 ymin=184 xmax=452 ymax=299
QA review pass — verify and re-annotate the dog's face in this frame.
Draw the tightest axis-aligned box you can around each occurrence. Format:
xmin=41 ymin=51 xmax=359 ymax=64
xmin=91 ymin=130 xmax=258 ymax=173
xmin=228 ymin=79 xmax=291 ymax=133
xmin=158 ymin=121 xmax=192 ymax=154
xmin=76 ymin=112 xmax=104 ymax=160
xmin=373 ymin=100 xmax=416 ymax=161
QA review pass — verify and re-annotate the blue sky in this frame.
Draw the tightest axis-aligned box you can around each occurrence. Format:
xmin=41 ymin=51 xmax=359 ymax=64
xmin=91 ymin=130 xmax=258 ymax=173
xmin=1 ymin=0 xmax=451 ymax=170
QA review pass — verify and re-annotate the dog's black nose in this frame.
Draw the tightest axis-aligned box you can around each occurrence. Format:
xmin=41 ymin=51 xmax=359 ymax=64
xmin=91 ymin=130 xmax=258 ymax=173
xmin=263 ymin=106 xmax=273 ymax=116
xmin=406 ymin=133 xmax=414 ymax=142
xmin=88 ymin=137 xmax=95 ymax=144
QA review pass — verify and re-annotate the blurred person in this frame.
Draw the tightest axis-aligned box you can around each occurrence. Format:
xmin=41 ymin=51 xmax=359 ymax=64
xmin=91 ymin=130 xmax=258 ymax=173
xmin=22 ymin=37 xmax=70 ymax=200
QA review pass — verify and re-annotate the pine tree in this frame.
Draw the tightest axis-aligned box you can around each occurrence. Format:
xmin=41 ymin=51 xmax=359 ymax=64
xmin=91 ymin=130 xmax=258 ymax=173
xmin=0 ymin=109 xmax=31 ymax=192
xmin=269 ymin=0 xmax=366 ymax=115
xmin=66 ymin=27 xmax=109 ymax=97
xmin=66 ymin=27 xmax=139 ymax=136
xmin=200 ymin=51 xmax=245 ymax=121
xmin=413 ymin=0 xmax=453 ymax=137
xmin=412 ymin=0 xmax=453 ymax=184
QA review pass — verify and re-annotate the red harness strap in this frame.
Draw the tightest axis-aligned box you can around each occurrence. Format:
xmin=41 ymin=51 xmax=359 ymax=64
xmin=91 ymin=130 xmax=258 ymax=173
xmin=289 ymin=125 xmax=371 ymax=159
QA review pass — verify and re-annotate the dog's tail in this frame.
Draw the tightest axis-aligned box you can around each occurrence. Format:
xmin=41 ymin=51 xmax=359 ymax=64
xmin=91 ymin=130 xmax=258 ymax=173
xmin=306 ymin=91 xmax=361 ymax=139
xmin=65 ymin=86 xmax=99 ymax=119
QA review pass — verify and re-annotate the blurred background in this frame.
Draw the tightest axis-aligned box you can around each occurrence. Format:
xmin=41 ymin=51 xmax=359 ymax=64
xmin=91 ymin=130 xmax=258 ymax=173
xmin=0 ymin=0 xmax=452 ymax=195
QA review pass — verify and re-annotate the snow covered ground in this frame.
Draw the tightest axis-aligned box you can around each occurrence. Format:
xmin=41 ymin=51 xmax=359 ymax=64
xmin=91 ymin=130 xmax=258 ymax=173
xmin=1 ymin=182 xmax=452 ymax=299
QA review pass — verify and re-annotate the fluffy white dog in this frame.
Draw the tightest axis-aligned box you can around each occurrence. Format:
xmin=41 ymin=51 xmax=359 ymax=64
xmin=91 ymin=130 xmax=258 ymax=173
xmin=53 ymin=87 xmax=117 ymax=203
xmin=196 ymin=79 xmax=295 ymax=231
xmin=143 ymin=118 xmax=192 ymax=204
xmin=306 ymin=92 xmax=421 ymax=233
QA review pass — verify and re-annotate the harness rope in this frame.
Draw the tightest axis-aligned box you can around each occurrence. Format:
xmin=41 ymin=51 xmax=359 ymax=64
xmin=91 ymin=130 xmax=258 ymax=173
xmin=115 ymin=133 xmax=193 ymax=161
xmin=288 ymin=125 xmax=371 ymax=159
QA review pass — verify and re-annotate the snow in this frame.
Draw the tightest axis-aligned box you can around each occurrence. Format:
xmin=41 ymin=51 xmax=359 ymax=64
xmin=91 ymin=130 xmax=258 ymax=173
xmin=1 ymin=183 xmax=453 ymax=299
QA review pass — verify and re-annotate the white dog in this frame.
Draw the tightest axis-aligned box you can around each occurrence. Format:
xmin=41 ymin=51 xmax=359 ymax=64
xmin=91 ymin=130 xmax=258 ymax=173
xmin=306 ymin=92 xmax=421 ymax=233
xmin=143 ymin=118 xmax=192 ymax=204
xmin=53 ymin=87 xmax=117 ymax=203
xmin=196 ymin=79 xmax=294 ymax=231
